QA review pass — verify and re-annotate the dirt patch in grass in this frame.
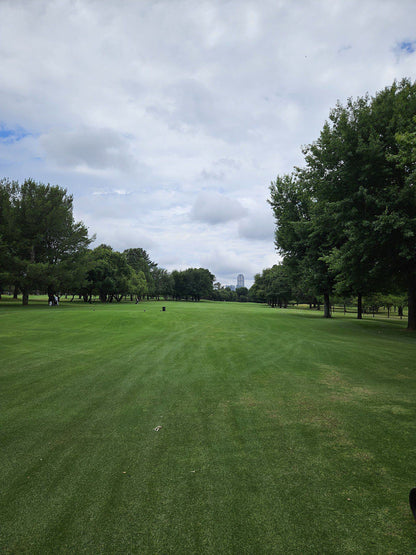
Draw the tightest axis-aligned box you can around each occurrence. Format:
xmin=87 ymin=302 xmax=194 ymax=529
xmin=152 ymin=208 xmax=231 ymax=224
xmin=377 ymin=404 xmax=414 ymax=416
xmin=292 ymin=395 xmax=358 ymax=451
xmin=303 ymin=412 xmax=339 ymax=431
xmin=318 ymin=365 xmax=346 ymax=387
xmin=237 ymin=395 xmax=258 ymax=408
xmin=318 ymin=365 xmax=380 ymax=404
xmin=266 ymin=411 xmax=279 ymax=419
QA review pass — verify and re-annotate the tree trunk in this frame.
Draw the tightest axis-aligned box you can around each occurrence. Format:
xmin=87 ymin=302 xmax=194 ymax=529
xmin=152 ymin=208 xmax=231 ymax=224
xmin=13 ymin=284 xmax=19 ymax=299
xmin=407 ymin=281 xmax=416 ymax=331
xmin=22 ymin=290 xmax=29 ymax=305
xmin=323 ymin=293 xmax=331 ymax=318
xmin=357 ymin=292 xmax=363 ymax=320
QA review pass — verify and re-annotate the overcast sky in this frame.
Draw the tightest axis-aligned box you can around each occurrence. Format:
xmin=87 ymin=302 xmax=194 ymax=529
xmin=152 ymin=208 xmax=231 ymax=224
xmin=1 ymin=0 xmax=416 ymax=287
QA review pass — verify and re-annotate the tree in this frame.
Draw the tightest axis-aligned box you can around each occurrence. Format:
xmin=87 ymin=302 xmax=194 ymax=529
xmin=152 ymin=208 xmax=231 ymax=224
xmin=302 ymin=96 xmax=386 ymax=318
xmin=128 ymin=269 xmax=148 ymax=301
xmin=0 ymin=179 xmax=17 ymax=294
xmin=151 ymin=267 xmax=174 ymax=299
xmin=383 ymin=114 xmax=416 ymax=329
xmin=124 ymin=248 xmax=157 ymax=298
xmin=249 ymin=265 xmax=292 ymax=307
xmin=270 ymin=78 xmax=416 ymax=329
xmin=269 ymin=172 xmax=335 ymax=317
xmin=172 ymin=268 xmax=214 ymax=301
xmin=1 ymin=179 xmax=91 ymax=304
xmin=236 ymin=286 xmax=249 ymax=302
xmin=306 ymin=80 xmax=416 ymax=328
xmin=86 ymin=245 xmax=133 ymax=302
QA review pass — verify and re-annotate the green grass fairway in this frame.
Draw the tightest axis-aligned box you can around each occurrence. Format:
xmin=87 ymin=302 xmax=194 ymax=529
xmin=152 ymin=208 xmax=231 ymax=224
xmin=1 ymin=301 xmax=415 ymax=553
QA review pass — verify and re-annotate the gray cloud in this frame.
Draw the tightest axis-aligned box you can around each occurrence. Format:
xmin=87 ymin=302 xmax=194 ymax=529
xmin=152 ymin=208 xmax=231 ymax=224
xmin=190 ymin=191 xmax=247 ymax=224
xmin=40 ymin=128 xmax=135 ymax=172
xmin=238 ymin=212 xmax=275 ymax=241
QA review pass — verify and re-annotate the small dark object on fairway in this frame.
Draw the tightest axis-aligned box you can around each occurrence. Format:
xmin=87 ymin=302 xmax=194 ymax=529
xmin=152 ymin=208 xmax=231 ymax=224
xmin=410 ymin=488 xmax=416 ymax=521
xmin=162 ymin=306 xmax=166 ymax=311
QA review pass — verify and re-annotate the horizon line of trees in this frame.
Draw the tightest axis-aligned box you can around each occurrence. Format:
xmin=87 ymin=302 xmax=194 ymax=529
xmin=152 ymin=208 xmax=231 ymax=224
xmin=250 ymin=263 xmax=408 ymax=317
xmin=268 ymin=78 xmax=416 ymax=330
xmin=0 ymin=175 xmax=414 ymax=321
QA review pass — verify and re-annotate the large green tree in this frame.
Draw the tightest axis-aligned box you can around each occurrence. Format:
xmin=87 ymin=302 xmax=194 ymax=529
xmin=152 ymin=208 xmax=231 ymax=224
xmin=1 ymin=178 xmax=91 ymax=304
xmin=172 ymin=268 xmax=214 ymax=301
xmin=0 ymin=179 xmax=17 ymax=294
xmin=123 ymin=248 xmax=157 ymax=298
xmin=270 ymin=78 xmax=416 ymax=329
xmin=151 ymin=267 xmax=174 ymax=299
xmin=269 ymin=172 xmax=335 ymax=317
xmin=249 ymin=265 xmax=292 ymax=308
xmin=305 ymin=79 xmax=416 ymax=328
xmin=86 ymin=245 xmax=133 ymax=302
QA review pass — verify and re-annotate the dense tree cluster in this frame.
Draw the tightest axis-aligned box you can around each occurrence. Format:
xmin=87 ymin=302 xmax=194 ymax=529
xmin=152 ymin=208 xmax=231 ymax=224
xmin=250 ymin=265 xmax=292 ymax=308
xmin=250 ymin=263 xmax=407 ymax=316
xmin=210 ymin=285 xmax=249 ymax=302
xmin=268 ymin=79 xmax=416 ymax=329
xmin=0 ymin=179 xmax=215 ymax=304
xmin=0 ymin=178 xmax=91 ymax=305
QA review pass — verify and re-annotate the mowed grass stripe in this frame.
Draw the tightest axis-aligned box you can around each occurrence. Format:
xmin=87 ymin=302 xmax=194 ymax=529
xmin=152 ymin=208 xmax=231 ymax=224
xmin=0 ymin=301 xmax=415 ymax=553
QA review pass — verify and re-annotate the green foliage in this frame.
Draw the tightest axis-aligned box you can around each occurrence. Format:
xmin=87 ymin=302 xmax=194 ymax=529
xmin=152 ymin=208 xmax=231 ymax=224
xmin=123 ymin=247 xmax=157 ymax=296
xmin=85 ymin=245 xmax=133 ymax=302
xmin=249 ymin=264 xmax=292 ymax=307
xmin=0 ymin=178 xmax=91 ymax=303
xmin=235 ymin=286 xmax=249 ymax=302
xmin=269 ymin=172 xmax=334 ymax=316
xmin=269 ymin=78 xmax=416 ymax=328
xmin=172 ymin=267 xmax=214 ymax=301
xmin=151 ymin=267 xmax=174 ymax=299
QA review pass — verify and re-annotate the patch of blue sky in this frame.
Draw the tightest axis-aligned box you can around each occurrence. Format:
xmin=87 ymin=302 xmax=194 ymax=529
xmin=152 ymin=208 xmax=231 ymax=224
xmin=0 ymin=124 xmax=30 ymax=143
xmin=398 ymin=40 xmax=416 ymax=54
xmin=338 ymin=44 xmax=352 ymax=54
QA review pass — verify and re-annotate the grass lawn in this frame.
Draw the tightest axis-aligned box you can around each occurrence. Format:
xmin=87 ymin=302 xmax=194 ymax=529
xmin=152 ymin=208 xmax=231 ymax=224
xmin=1 ymin=300 xmax=415 ymax=553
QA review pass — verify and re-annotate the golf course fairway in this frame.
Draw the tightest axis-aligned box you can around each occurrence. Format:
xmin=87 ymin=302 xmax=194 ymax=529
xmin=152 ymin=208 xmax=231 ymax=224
xmin=1 ymin=300 xmax=415 ymax=553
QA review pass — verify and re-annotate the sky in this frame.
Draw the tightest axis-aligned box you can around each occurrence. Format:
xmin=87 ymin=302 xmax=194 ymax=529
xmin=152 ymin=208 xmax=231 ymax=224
xmin=1 ymin=0 xmax=416 ymax=288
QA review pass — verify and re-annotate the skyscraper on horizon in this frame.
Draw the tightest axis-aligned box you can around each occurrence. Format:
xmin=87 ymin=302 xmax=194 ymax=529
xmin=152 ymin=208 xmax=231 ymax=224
xmin=237 ymin=274 xmax=244 ymax=288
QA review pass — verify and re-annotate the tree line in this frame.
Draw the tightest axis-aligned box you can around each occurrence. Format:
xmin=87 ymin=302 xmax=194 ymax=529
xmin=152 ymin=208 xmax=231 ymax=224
xmin=0 ymin=178 xmax=218 ymax=304
xmin=268 ymin=78 xmax=416 ymax=330
xmin=250 ymin=263 xmax=407 ymax=317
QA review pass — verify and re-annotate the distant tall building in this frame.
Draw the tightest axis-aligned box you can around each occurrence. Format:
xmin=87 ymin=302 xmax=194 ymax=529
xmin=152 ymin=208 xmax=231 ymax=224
xmin=237 ymin=274 xmax=244 ymax=288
